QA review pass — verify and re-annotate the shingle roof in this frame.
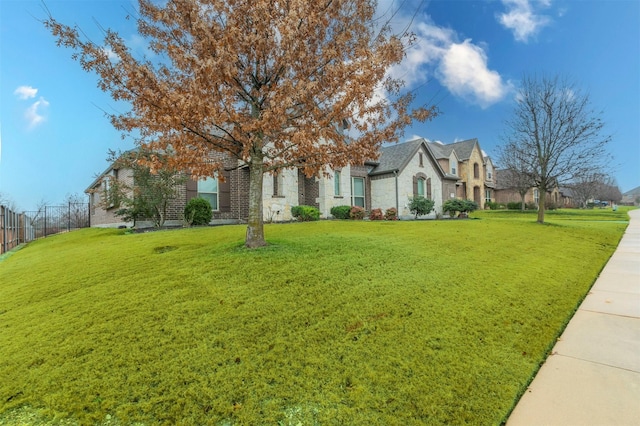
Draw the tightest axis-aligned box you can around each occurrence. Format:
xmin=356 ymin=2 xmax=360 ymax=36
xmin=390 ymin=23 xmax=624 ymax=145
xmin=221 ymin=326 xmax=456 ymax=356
xmin=445 ymin=138 xmax=478 ymax=160
xmin=428 ymin=142 xmax=455 ymax=159
xmin=370 ymin=138 xmax=424 ymax=175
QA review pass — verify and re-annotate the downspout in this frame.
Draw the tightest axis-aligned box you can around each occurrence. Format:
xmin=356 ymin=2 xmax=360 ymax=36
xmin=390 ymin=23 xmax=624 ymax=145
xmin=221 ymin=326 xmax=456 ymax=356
xmin=393 ymin=170 xmax=399 ymax=213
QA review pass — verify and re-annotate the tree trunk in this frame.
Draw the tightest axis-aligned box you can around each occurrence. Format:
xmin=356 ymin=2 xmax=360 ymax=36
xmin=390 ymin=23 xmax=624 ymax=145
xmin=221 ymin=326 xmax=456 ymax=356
xmin=537 ymin=190 xmax=546 ymax=224
xmin=520 ymin=193 xmax=526 ymax=212
xmin=245 ymin=158 xmax=267 ymax=248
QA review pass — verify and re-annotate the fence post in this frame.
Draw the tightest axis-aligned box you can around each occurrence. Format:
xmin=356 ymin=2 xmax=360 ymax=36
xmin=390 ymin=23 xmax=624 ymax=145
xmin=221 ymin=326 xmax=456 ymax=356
xmin=1 ymin=206 xmax=5 ymax=254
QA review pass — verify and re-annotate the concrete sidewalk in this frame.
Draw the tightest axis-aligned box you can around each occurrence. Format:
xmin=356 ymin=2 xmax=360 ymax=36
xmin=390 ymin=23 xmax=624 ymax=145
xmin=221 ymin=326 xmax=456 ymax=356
xmin=507 ymin=209 xmax=640 ymax=426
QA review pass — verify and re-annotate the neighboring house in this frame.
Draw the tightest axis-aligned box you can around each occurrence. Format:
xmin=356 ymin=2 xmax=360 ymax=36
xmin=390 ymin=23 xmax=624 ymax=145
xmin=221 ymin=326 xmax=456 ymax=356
xmin=87 ymin=137 xmax=496 ymax=227
xmin=494 ymin=169 xmax=573 ymax=208
xmin=429 ymin=138 xmax=489 ymax=208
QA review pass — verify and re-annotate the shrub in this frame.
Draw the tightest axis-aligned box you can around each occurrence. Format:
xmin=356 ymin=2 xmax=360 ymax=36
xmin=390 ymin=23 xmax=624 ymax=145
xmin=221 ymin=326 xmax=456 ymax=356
xmin=291 ymin=205 xmax=320 ymax=221
xmin=184 ymin=197 xmax=212 ymax=226
xmin=507 ymin=201 xmax=525 ymax=210
xmin=330 ymin=205 xmax=352 ymax=219
xmin=385 ymin=207 xmax=398 ymax=220
xmin=545 ymin=201 xmax=558 ymax=211
xmin=369 ymin=208 xmax=384 ymax=220
xmin=443 ymin=199 xmax=479 ymax=217
xmin=485 ymin=201 xmax=500 ymax=210
xmin=349 ymin=206 xmax=365 ymax=220
xmin=408 ymin=196 xmax=435 ymax=218
xmin=463 ymin=199 xmax=479 ymax=213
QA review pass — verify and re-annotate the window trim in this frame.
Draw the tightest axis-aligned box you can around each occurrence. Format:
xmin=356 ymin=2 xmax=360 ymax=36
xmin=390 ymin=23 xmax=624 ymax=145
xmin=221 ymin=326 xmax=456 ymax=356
xmin=198 ymin=176 xmax=219 ymax=211
xmin=351 ymin=177 xmax=365 ymax=208
xmin=334 ymin=170 xmax=341 ymax=196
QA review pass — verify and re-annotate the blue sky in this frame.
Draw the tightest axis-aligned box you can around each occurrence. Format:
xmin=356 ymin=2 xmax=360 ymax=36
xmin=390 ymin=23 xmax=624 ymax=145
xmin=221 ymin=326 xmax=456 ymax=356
xmin=1 ymin=0 xmax=638 ymax=210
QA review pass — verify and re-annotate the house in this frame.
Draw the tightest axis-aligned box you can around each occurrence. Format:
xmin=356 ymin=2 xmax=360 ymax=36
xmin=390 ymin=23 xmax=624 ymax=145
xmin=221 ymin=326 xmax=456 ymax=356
xmin=86 ymin=137 xmax=495 ymax=226
xmin=428 ymin=138 xmax=490 ymax=208
xmin=494 ymin=169 xmax=574 ymax=208
xmin=369 ymin=138 xmax=458 ymax=218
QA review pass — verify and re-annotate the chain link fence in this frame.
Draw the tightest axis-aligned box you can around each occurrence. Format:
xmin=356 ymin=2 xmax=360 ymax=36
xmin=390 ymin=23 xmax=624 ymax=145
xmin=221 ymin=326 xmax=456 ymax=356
xmin=1 ymin=203 xmax=90 ymax=255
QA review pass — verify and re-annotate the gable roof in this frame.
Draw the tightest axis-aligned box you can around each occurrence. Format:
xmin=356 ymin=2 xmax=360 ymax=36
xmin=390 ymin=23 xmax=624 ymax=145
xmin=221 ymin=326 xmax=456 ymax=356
xmin=370 ymin=138 xmax=423 ymax=175
xmin=369 ymin=138 xmax=454 ymax=180
xmin=445 ymin=138 xmax=479 ymax=160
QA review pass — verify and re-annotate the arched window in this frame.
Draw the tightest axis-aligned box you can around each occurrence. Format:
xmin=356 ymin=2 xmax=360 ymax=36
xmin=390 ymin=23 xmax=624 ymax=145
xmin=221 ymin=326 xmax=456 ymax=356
xmin=473 ymin=163 xmax=480 ymax=179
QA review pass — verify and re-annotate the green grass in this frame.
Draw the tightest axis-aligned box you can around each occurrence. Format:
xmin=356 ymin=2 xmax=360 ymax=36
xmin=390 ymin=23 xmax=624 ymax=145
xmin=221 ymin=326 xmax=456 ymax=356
xmin=0 ymin=208 xmax=632 ymax=425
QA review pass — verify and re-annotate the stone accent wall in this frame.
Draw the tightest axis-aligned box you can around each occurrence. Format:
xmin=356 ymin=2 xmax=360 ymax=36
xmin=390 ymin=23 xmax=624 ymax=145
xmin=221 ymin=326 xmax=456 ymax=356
xmin=264 ymin=168 xmax=298 ymax=222
xmin=317 ymin=165 xmax=351 ymax=218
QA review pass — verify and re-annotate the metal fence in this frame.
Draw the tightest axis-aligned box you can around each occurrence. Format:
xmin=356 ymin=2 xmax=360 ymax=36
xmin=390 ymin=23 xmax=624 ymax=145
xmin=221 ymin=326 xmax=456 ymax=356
xmin=1 ymin=203 xmax=90 ymax=255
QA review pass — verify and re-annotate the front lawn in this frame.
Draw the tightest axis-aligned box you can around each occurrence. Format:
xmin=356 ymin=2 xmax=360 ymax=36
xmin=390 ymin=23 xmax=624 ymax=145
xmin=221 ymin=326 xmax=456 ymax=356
xmin=0 ymin=209 xmax=630 ymax=425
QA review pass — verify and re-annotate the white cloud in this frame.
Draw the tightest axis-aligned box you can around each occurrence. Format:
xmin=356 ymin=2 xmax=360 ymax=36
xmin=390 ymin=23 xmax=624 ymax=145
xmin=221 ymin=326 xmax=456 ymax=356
xmin=14 ymin=85 xmax=38 ymax=100
xmin=438 ymin=40 xmax=513 ymax=108
xmin=25 ymin=98 xmax=50 ymax=129
xmin=388 ymin=19 xmax=511 ymax=108
xmin=498 ymin=0 xmax=551 ymax=42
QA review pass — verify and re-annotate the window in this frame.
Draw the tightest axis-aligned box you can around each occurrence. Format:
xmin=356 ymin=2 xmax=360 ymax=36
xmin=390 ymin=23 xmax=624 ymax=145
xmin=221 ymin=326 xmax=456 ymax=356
xmin=417 ymin=177 xmax=425 ymax=197
xmin=351 ymin=177 xmax=365 ymax=208
xmin=473 ymin=163 xmax=480 ymax=179
xmin=419 ymin=153 xmax=424 ymax=167
xmin=334 ymin=170 xmax=341 ymax=196
xmin=451 ymin=163 xmax=457 ymax=175
xmin=485 ymin=189 xmax=492 ymax=203
xmin=427 ymin=178 xmax=432 ymax=199
xmin=533 ymin=188 xmax=539 ymax=205
xmin=273 ymin=173 xmax=284 ymax=197
xmin=198 ymin=177 xmax=218 ymax=210
xmin=487 ymin=171 xmax=493 ymax=180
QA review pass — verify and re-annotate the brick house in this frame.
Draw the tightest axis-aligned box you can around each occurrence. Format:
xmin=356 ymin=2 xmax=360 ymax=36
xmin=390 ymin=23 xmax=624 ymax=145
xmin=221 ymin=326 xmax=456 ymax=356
xmin=494 ymin=169 xmax=574 ymax=208
xmin=87 ymin=137 xmax=496 ymax=226
xmin=428 ymin=138 xmax=491 ymax=208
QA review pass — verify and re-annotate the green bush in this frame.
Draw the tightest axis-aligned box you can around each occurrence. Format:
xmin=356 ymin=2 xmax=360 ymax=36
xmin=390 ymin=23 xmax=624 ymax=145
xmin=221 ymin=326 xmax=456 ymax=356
xmin=507 ymin=201 xmax=525 ymax=210
xmin=443 ymin=199 xmax=478 ymax=217
xmin=330 ymin=205 xmax=352 ymax=219
xmin=369 ymin=208 xmax=384 ymax=220
xmin=408 ymin=196 xmax=435 ymax=218
xmin=291 ymin=205 xmax=320 ymax=221
xmin=184 ymin=197 xmax=212 ymax=226
xmin=526 ymin=202 xmax=538 ymax=210
xmin=349 ymin=206 xmax=365 ymax=220
xmin=385 ymin=207 xmax=398 ymax=220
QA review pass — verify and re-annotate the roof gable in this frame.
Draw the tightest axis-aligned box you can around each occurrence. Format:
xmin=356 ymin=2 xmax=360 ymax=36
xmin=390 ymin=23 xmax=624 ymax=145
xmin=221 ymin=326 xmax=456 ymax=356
xmin=369 ymin=138 xmax=449 ymax=178
xmin=446 ymin=138 xmax=480 ymax=161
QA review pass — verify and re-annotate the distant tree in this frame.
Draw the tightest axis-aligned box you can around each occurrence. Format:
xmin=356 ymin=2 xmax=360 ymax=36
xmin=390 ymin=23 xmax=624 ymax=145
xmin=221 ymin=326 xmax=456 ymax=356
xmin=594 ymin=176 xmax=622 ymax=205
xmin=570 ymin=173 xmax=622 ymax=208
xmin=569 ymin=172 xmax=603 ymax=208
xmin=104 ymin=149 xmax=186 ymax=227
xmin=0 ymin=192 xmax=18 ymax=211
xmin=498 ymin=74 xmax=611 ymax=223
xmin=62 ymin=193 xmax=89 ymax=229
xmin=408 ymin=196 xmax=435 ymax=219
xmin=44 ymin=0 xmax=436 ymax=248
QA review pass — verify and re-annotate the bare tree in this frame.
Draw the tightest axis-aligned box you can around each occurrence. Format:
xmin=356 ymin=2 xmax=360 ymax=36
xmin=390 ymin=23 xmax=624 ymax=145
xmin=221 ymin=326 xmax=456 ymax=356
xmin=499 ymin=74 xmax=611 ymax=223
xmin=594 ymin=176 xmax=622 ymax=205
xmin=0 ymin=192 xmax=18 ymax=211
xmin=44 ymin=0 xmax=436 ymax=248
xmin=570 ymin=172 xmax=604 ymax=208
